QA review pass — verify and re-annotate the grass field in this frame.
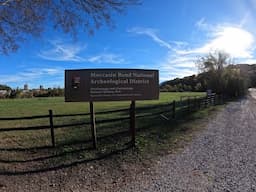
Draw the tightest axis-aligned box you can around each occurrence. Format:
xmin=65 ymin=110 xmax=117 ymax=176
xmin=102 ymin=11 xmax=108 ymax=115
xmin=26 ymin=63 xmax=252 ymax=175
xmin=0 ymin=92 xmax=211 ymax=174
xmin=0 ymin=92 xmax=205 ymax=117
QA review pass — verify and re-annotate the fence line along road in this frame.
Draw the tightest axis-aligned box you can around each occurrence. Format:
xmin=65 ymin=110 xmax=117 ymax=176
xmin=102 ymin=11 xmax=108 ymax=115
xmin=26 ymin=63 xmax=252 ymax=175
xmin=0 ymin=94 xmax=222 ymax=148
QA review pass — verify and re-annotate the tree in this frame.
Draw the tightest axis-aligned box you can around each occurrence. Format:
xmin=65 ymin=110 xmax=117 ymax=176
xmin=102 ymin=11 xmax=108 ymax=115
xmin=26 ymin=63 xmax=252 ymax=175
xmin=197 ymin=51 xmax=231 ymax=73
xmin=194 ymin=82 xmax=202 ymax=91
xmin=196 ymin=51 xmax=230 ymax=94
xmin=0 ymin=84 xmax=11 ymax=90
xmin=0 ymin=0 xmax=139 ymax=54
xmin=197 ymin=51 xmax=247 ymax=97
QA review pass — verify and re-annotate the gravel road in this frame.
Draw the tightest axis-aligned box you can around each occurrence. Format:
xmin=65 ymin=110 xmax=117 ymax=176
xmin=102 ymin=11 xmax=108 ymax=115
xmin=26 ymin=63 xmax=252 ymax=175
xmin=119 ymin=92 xmax=256 ymax=192
xmin=1 ymin=92 xmax=256 ymax=191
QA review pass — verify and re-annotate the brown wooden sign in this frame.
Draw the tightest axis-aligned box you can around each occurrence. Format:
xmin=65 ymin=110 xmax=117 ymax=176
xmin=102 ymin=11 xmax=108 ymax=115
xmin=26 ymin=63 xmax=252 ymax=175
xmin=65 ymin=69 xmax=159 ymax=102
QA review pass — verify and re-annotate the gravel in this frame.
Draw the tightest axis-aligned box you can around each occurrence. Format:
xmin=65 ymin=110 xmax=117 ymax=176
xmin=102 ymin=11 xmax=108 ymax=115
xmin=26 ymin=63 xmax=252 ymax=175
xmin=1 ymin=92 xmax=256 ymax=191
xmin=119 ymin=94 xmax=256 ymax=192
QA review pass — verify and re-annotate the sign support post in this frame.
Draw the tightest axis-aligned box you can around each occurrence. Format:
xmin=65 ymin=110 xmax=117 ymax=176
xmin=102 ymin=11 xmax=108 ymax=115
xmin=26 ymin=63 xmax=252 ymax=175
xmin=130 ymin=100 xmax=136 ymax=146
xmin=65 ymin=69 xmax=159 ymax=149
xmin=90 ymin=101 xmax=97 ymax=149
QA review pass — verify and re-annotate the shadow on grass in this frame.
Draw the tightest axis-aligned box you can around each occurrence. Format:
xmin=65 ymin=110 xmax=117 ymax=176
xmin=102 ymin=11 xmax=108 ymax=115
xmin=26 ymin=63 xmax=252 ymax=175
xmin=0 ymin=124 xmax=135 ymax=176
xmin=0 ymin=144 xmax=133 ymax=176
xmin=0 ymin=146 xmax=94 ymax=163
xmin=0 ymin=129 xmax=130 ymax=152
xmin=0 ymin=105 xmax=220 ymax=176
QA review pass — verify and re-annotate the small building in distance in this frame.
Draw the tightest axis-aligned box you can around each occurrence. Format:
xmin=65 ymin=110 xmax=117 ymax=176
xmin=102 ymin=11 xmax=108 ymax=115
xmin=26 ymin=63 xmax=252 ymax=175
xmin=0 ymin=90 xmax=11 ymax=98
xmin=24 ymin=84 xmax=28 ymax=91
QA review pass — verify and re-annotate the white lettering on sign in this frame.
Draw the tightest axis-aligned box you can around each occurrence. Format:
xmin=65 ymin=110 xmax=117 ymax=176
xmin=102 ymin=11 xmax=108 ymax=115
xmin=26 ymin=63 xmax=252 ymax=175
xmin=65 ymin=69 xmax=159 ymax=102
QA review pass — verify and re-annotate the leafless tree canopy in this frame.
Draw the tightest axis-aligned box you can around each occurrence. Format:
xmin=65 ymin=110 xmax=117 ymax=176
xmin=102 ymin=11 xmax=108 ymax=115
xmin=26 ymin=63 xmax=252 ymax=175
xmin=0 ymin=0 xmax=139 ymax=54
xmin=196 ymin=51 xmax=231 ymax=73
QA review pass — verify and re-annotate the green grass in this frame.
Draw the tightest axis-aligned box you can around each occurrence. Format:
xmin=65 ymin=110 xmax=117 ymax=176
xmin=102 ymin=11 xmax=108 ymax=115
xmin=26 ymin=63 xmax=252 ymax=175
xmin=0 ymin=92 xmax=205 ymax=117
xmin=135 ymin=105 xmax=223 ymax=157
xmin=0 ymin=92 xmax=206 ymax=147
xmin=0 ymin=92 xmax=213 ymax=174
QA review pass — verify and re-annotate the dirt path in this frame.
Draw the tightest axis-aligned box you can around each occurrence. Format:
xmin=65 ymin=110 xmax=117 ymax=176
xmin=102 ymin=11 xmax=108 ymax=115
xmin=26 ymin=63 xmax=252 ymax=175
xmin=1 ymin=93 xmax=256 ymax=191
xmin=119 ymin=92 xmax=256 ymax=192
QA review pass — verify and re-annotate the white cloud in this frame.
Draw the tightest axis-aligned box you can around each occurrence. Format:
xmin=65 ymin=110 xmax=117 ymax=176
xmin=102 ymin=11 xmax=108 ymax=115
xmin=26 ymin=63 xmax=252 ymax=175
xmin=195 ymin=18 xmax=209 ymax=30
xmin=165 ymin=54 xmax=196 ymax=68
xmin=161 ymin=25 xmax=255 ymax=81
xmin=189 ymin=19 xmax=256 ymax=59
xmin=39 ymin=40 xmax=126 ymax=64
xmin=239 ymin=13 xmax=251 ymax=27
xmin=38 ymin=41 xmax=85 ymax=62
xmin=160 ymin=66 xmax=196 ymax=82
xmin=158 ymin=52 xmax=197 ymax=82
xmin=128 ymin=27 xmax=173 ymax=50
xmin=239 ymin=58 xmax=256 ymax=64
xmin=0 ymin=67 xmax=63 ymax=86
xmin=180 ymin=26 xmax=255 ymax=59
xmin=87 ymin=53 xmax=125 ymax=64
xmin=129 ymin=23 xmax=256 ymax=82
xmin=128 ymin=27 xmax=198 ymax=82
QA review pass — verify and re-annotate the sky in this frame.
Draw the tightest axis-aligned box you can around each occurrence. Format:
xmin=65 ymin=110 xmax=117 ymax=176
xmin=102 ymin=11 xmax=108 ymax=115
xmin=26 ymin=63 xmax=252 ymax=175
xmin=1 ymin=0 xmax=256 ymax=89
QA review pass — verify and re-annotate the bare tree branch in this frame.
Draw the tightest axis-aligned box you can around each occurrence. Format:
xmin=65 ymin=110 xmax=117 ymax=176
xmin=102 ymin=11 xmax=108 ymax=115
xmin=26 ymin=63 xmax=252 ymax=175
xmin=0 ymin=0 xmax=140 ymax=54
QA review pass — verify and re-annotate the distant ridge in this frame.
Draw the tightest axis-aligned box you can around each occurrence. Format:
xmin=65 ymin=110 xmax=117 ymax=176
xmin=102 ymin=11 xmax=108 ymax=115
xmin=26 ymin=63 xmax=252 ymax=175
xmin=160 ymin=64 xmax=256 ymax=92
xmin=0 ymin=84 xmax=11 ymax=90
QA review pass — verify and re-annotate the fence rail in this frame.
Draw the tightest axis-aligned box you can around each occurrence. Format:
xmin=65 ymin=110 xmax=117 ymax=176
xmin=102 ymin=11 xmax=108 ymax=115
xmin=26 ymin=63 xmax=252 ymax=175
xmin=0 ymin=108 xmax=130 ymax=120
xmin=0 ymin=94 xmax=222 ymax=148
xmin=0 ymin=115 xmax=49 ymax=121
xmin=0 ymin=125 xmax=50 ymax=132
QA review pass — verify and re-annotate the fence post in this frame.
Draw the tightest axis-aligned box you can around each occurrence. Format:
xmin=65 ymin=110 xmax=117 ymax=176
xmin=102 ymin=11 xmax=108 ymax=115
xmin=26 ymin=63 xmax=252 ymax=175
xmin=172 ymin=100 xmax=176 ymax=119
xmin=130 ymin=100 xmax=136 ymax=146
xmin=90 ymin=102 xmax=97 ymax=149
xmin=49 ymin=109 xmax=55 ymax=147
xmin=221 ymin=95 xmax=224 ymax=104
xmin=193 ymin=97 xmax=196 ymax=110
xmin=211 ymin=94 xmax=214 ymax=106
xmin=187 ymin=98 xmax=190 ymax=113
xmin=204 ymin=97 xmax=208 ymax=108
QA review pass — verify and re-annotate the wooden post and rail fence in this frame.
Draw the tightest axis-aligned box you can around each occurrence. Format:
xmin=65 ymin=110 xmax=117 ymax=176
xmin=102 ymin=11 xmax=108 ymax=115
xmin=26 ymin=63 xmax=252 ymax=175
xmin=0 ymin=93 xmax=223 ymax=149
